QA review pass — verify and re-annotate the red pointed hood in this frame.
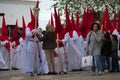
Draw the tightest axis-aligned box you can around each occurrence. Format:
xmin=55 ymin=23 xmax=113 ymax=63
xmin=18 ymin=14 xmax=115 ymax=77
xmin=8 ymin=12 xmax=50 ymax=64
xmin=71 ymin=13 xmax=76 ymax=31
xmin=111 ymin=11 xmax=117 ymax=33
xmin=65 ymin=5 xmax=73 ymax=37
xmin=100 ymin=7 xmax=112 ymax=33
xmin=0 ymin=16 xmax=10 ymax=51
xmin=22 ymin=16 xmax=26 ymax=40
xmin=35 ymin=0 xmax=39 ymax=8
xmin=12 ymin=20 xmax=18 ymax=41
xmin=76 ymin=11 xmax=81 ymax=36
xmin=80 ymin=8 xmax=90 ymax=39
xmin=105 ymin=8 xmax=112 ymax=34
xmin=51 ymin=12 xmax=54 ymax=28
xmin=118 ymin=9 xmax=120 ymax=34
xmin=88 ymin=10 xmax=94 ymax=28
xmin=27 ymin=8 xmax=38 ymax=31
xmin=100 ymin=8 xmax=107 ymax=32
xmin=54 ymin=6 xmax=63 ymax=34
xmin=2 ymin=16 xmax=8 ymax=37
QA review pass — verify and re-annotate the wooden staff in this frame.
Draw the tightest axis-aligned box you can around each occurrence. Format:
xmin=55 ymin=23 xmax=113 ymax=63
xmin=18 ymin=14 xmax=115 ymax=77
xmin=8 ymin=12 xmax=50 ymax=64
xmin=56 ymin=33 xmax=60 ymax=76
xmin=31 ymin=6 xmax=40 ymax=76
xmin=9 ymin=41 xmax=12 ymax=71
xmin=9 ymin=41 xmax=16 ymax=71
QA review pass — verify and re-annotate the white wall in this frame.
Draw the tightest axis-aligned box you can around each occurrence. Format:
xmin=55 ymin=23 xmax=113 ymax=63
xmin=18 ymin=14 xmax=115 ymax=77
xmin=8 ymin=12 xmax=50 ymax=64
xmin=0 ymin=0 xmax=57 ymax=30
xmin=0 ymin=3 xmax=35 ymax=27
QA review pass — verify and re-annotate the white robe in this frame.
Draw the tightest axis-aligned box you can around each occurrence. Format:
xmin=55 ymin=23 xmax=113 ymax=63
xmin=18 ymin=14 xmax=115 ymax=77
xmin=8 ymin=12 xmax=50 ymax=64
xmin=0 ymin=42 xmax=9 ymax=69
xmin=0 ymin=41 xmax=9 ymax=69
xmin=62 ymin=31 xmax=82 ymax=71
xmin=21 ymin=28 xmax=48 ymax=74
xmin=12 ymin=40 xmax=23 ymax=69
xmin=55 ymin=47 xmax=67 ymax=72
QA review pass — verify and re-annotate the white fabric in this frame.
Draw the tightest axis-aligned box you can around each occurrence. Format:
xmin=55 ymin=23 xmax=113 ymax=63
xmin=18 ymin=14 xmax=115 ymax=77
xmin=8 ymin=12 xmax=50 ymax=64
xmin=12 ymin=44 xmax=23 ymax=69
xmin=55 ymin=47 xmax=67 ymax=72
xmin=61 ymin=31 xmax=82 ymax=71
xmin=112 ymin=29 xmax=119 ymax=36
xmin=0 ymin=50 xmax=8 ymax=69
xmin=21 ymin=27 xmax=48 ymax=74
xmin=76 ymin=36 xmax=86 ymax=56
xmin=0 ymin=45 xmax=9 ymax=69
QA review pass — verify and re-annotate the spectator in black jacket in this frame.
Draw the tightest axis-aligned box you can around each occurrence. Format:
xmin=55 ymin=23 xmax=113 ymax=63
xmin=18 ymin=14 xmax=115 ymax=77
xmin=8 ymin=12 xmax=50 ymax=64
xmin=36 ymin=24 xmax=57 ymax=75
xmin=101 ymin=32 xmax=112 ymax=72
xmin=111 ymin=34 xmax=119 ymax=72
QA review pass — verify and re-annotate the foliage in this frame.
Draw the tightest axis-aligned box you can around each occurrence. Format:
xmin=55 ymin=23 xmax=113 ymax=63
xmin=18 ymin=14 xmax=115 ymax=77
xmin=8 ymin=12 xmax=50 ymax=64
xmin=51 ymin=0 xmax=120 ymax=21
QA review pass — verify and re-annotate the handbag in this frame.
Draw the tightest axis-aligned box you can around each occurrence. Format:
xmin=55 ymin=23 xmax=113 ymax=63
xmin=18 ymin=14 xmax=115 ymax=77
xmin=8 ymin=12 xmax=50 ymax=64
xmin=81 ymin=56 xmax=93 ymax=67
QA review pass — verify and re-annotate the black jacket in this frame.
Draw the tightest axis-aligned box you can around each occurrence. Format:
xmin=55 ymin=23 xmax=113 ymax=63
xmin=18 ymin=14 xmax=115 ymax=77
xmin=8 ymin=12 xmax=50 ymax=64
xmin=36 ymin=31 xmax=56 ymax=50
xmin=111 ymin=41 xmax=118 ymax=57
xmin=101 ymin=39 xmax=112 ymax=56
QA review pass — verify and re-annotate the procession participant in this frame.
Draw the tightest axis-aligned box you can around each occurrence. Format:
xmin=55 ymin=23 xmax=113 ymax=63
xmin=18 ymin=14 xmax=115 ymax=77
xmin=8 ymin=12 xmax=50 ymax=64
xmin=21 ymin=7 xmax=43 ymax=74
xmin=60 ymin=5 xmax=81 ymax=71
xmin=55 ymin=24 xmax=68 ymax=74
xmin=0 ymin=37 xmax=9 ymax=70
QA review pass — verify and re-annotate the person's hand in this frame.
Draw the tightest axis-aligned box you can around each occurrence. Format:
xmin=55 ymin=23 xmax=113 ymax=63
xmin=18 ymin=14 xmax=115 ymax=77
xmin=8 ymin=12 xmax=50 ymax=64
xmin=56 ymin=39 xmax=61 ymax=43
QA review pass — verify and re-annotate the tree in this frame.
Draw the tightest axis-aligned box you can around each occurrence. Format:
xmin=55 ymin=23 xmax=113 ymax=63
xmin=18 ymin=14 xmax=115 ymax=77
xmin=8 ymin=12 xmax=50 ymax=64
xmin=51 ymin=0 xmax=120 ymax=21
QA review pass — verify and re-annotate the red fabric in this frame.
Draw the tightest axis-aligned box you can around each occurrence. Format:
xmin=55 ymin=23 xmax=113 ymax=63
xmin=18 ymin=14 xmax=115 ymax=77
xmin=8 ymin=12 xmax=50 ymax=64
xmin=27 ymin=8 xmax=38 ymax=31
xmin=54 ymin=6 xmax=63 ymax=34
xmin=51 ymin=13 xmax=54 ymax=28
xmin=76 ymin=11 xmax=81 ymax=36
xmin=105 ymin=8 xmax=112 ymax=34
xmin=59 ymin=29 xmax=66 ymax=47
xmin=100 ymin=8 xmax=108 ymax=32
xmin=12 ymin=20 xmax=20 ymax=47
xmin=71 ymin=13 xmax=76 ymax=31
xmin=80 ymin=9 xmax=90 ymax=39
xmin=118 ymin=9 xmax=120 ymax=34
xmin=1 ymin=16 xmax=10 ymax=51
xmin=111 ymin=11 xmax=116 ymax=33
xmin=100 ymin=10 xmax=106 ymax=32
xmin=35 ymin=0 xmax=39 ymax=8
xmin=54 ymin=6 xmax=66 ymax=47
xmin=2 ymin=16 xmax=8 ymax=37
xmin=100 ymin=7 xmax=112 ymax=34
xmin=65 ymin=5 xmax=73 ymax=38
xmin=22 ymin=16 xmax=26 ymax=40
xmin=88 ymin=10 xmax=94 ymax=29
xmin=12 ymin=20 xmax=18 ymax=41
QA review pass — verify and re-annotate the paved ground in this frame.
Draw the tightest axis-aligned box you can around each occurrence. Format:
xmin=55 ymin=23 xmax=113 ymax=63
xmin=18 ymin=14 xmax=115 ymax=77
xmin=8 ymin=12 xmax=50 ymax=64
xmin=0 ymin=70 xmax=120 ymax=80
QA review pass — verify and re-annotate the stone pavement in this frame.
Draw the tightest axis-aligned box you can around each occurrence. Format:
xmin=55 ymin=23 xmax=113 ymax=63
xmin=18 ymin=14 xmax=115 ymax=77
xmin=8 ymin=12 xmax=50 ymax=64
xmin=0 ymin=70 xmax=120 ymax=80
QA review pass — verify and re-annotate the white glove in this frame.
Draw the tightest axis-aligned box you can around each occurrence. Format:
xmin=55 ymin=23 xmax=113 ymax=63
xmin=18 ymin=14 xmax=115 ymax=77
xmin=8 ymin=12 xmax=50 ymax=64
xmin=4 ymin=40 xmax=8 ymax=43
xmin=32 ymin=29 xmax=37 ymax=33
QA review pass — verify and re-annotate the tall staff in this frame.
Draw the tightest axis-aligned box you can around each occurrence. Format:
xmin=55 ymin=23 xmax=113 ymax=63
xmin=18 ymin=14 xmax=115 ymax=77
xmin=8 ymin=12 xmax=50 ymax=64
xmin=9 ymin=40 xmax=12 ymax=71
xmin=56 ymin=33 xmax=61 ymax=76
xmin=32 ymin=1 xmax=40 ymax=76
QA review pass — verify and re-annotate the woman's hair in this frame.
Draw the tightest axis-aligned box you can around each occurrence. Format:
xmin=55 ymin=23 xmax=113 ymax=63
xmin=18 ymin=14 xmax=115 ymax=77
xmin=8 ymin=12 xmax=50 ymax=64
xmin=46 ymin=24 xmax=54 ymax=32
xmin=112 ymin=34 xmax=118 ymax=41
xmin=90 ymin=23 xmax=100 ymax=30
xmin=104 ymin=32 xmax=110 ymax=40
